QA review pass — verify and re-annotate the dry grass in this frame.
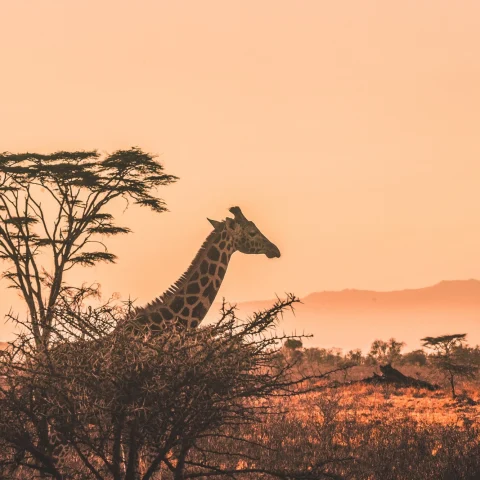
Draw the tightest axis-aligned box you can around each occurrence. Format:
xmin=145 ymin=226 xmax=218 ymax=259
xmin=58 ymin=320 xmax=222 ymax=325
xmin=302 ymin=382 xmax=480 ymax=426
xmin=223 ymin=380 xmax=480 ymax=479
xmin=198 ymin=367 xmax=480 ymax=479
xmin=3 ymin=362 xmax=480 ymax=479
xmin=6 ymin=380 xmax=480 ymax=479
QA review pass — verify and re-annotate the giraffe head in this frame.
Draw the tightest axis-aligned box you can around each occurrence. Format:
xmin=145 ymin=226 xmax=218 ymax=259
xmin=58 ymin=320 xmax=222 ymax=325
xmin=208 ymin=206 xmax=281 ymax=258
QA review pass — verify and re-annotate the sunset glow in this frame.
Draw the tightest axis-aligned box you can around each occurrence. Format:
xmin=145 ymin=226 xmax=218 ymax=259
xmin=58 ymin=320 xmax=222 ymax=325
xmin=1 ymin=1 xmax=480 ymax=342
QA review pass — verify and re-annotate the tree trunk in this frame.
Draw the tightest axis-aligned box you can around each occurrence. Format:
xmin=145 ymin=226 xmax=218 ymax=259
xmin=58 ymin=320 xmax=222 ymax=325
xmin=112 ymin=416 xmax=125 ymax=480
xmin=125 ymin=421 xmax=139 ymax=480
xmin=173 ymin=448 xmax=188 ymax=480
xmin=449 ymin=373 xmax=456 ymax=399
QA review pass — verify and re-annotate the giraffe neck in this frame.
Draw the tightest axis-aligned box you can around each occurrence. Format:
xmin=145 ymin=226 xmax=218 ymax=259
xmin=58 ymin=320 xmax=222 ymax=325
xmin=136 ymin=226 xmax=236 ymax=330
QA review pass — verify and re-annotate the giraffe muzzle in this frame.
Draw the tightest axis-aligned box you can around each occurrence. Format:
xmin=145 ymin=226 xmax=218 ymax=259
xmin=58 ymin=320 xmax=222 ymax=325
xmin=266 ymin=245 xmax=281 ymax=258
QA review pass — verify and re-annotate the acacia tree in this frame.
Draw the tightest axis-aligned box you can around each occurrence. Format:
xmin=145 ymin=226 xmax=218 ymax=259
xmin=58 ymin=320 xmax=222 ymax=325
xmin=0 ymin=148 xmax=177 ymax=348
xmin=421 ymin=333 xmax=478 ymax=398
xmin=367 ymin=338 xmax=405 ymax=365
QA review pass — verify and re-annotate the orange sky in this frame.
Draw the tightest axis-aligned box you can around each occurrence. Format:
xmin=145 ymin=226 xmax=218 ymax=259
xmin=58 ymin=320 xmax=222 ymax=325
xmin=1 ymin=1 xmax=480 ymax=340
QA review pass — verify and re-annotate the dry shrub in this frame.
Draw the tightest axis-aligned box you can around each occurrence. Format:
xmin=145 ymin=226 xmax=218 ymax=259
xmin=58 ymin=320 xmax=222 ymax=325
xmin=0 ymin=294 xmax=349 ymax=480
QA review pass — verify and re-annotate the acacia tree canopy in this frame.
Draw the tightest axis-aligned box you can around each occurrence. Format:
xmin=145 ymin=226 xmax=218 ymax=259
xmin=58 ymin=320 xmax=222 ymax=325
xmin=0 ymin=147 xmax=177 ymax=347
xmin=421 ymin=333 xmax=477 ymax=398
xmin=284 ymin=338 xmax=303 ymax=350
xmin=421 ymin=334 xmax=467 ymax=353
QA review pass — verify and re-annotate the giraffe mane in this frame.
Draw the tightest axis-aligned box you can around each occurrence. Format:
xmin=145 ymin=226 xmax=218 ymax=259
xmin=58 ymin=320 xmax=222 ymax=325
xmin=142 ymin=224 xmax=225 ymax=310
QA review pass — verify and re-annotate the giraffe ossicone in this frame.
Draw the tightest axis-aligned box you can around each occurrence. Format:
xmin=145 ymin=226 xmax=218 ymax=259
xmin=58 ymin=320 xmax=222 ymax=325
xmin=131 ymin=206 xmax=280 ymax=332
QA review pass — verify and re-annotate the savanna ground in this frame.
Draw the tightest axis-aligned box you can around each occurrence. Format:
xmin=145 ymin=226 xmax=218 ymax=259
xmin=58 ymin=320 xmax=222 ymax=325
xmin=145 ymin=364 xmax=480 ymax=479
xmin=223 ymin=363 xmax=480 ymax=480
xmin=2 ymin=341 xmax=480 ymax=479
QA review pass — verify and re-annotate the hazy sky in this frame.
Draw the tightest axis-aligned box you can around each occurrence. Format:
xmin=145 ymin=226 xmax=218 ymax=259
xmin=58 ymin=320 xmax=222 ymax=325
xmin=1 ymin=1 xmax=480 ymax=338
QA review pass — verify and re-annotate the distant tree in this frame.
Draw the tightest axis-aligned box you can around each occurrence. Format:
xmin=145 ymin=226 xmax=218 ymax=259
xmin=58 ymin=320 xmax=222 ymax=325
xmin=0 ymin=148 xmax=177 ymax=348
xmin=302 ymin=347 xmax=345 ymax=367
xmin=367 ymin=338 xmax=405 ymax=365
xmin=284 ymin=338 xmax=303 ymax=350
xmin=323 ymin=348 xmax=343 ymax=365
xmin=345 ymin=348 xmax=363 ymax=366
xmin=421 ymin=334 xmax=478 ymax=398
xmin=303 ymin=347 xmax=326 ymax=365
xmin=282 ymin=338 xmax=304 ymax=365
xmin=455 ymin=344 xmax=480 ymax=367
xmin=400 ymin=349 xmax=427 ymax=367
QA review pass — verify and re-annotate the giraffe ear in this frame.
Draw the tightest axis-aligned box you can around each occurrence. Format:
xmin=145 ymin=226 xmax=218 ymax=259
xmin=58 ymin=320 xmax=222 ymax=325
xmin=207 ymin=218 xmax=223 ymax=229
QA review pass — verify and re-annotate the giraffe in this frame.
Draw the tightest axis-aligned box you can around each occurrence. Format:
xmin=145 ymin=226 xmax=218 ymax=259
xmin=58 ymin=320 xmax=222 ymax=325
xmin=42 ymin=206 xmax=280 ymax=474
xmin=130 ymin=206 xmax=281 ymax=332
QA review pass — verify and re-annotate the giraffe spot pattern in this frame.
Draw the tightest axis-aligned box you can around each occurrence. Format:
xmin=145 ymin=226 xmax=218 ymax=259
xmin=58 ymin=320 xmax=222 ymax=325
xmin=160 ymin=308 xmax=174 ymax=320
xmin=171 ymin=297 xmax=184 ymax=313
xmin=134 ymin=227 xmax=237 ymax=332
xmin=192 ymin=302 xmax=207 ymax=318
xmin=207 ymin=246 xmax=220 ymax=261
xmin=191 ymin=272 xmax=200 ymax=281
xmin=187 ymin=283 xmax=200 ymax=294
xmin=204 ymin=282 xmax=217 ymax=303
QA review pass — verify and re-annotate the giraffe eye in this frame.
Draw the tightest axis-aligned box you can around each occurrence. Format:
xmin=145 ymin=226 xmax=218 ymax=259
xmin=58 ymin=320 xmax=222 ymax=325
xmin=248 ymin=230 xmax=256 ymax=237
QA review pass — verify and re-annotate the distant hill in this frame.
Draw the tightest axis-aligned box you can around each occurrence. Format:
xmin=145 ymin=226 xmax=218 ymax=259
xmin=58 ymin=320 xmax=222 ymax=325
xmin=303 ymin=279 xmax=480 ymax=311
xmin=210 ymin=280 xmax=480 ymax=352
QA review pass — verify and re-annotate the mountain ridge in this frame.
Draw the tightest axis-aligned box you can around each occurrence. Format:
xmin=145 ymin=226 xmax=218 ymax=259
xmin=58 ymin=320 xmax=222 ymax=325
xmin=221 ymin=279 xmax=480 ymax=310
xmin=210 ymin=280 xmax=480 ymax=351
